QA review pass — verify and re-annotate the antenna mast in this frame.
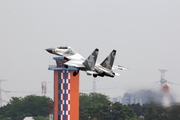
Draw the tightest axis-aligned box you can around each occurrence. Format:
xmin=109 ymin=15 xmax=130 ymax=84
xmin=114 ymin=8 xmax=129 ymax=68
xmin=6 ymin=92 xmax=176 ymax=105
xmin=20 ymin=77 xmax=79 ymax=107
xmin=42 ymin=81 xmax=47 ymax=96
xmin=0 ymin=79 xmax=6 ymax=106
xmin=92 ymin=78 xmax=96 ymax=92
xmin=159 ymin=69 xmax=167 ymax=84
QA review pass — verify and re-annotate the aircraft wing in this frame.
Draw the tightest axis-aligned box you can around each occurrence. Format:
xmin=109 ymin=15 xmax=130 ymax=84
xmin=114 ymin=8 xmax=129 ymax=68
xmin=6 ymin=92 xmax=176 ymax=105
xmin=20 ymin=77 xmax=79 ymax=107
xmin=63 ymin=52 xmax=85 ymax=61
xmin=64 ymin=60 xmax=85 ymax=68
xmin=61 ymin=47 xmax=85 ymax=61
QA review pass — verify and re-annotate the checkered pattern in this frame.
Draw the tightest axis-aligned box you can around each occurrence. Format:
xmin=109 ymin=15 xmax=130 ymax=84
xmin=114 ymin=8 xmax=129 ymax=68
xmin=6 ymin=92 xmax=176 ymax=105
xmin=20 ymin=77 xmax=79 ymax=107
xmin=60 ymin=70 xmax=71 ymax=120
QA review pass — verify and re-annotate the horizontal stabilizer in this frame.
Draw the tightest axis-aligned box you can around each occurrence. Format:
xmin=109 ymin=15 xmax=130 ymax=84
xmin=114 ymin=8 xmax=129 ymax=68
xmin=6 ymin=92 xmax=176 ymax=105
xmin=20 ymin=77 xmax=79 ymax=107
xmin=86 ymin=71 xmax=98 ymax=75
xmin=114 ymin=72 xmax=120 ymax=76
xmin=118 ymin=65 xmax=129 ymax=70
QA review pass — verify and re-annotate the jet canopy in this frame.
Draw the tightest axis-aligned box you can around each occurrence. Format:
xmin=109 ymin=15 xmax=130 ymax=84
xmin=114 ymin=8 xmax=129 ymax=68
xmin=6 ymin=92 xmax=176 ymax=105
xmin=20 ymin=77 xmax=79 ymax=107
xmin=57 ymin=46 xmax=68 ymax=49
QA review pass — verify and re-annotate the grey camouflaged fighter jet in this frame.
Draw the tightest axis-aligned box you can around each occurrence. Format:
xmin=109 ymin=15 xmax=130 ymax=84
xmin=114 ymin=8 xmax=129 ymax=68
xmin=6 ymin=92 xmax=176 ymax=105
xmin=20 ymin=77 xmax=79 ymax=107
xmin=46 ymin=46 xmax=128 ymax=77
xmin=46 ymin=46 xmax=99 ymax=76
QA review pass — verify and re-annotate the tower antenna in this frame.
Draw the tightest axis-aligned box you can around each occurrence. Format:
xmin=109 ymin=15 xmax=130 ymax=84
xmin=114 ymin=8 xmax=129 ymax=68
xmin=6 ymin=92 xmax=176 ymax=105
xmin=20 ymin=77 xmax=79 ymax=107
xmin=159 ymin=69 xmax=167 ymax=85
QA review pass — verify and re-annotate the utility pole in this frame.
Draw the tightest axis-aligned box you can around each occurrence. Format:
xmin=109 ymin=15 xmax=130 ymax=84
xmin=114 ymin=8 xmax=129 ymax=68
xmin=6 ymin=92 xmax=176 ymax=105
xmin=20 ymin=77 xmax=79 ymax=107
xmin=92 ymin=78 xmax=96 ymax=92
xmin=0 ymin=79 xmax=6 ymax=106
xmin=42 ymin=81 xmax=47 ymax=96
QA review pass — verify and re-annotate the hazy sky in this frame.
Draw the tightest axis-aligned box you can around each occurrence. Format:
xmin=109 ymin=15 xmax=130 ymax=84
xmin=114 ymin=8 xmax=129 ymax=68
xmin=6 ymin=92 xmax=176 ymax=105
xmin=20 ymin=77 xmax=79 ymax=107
xmin=0 ymin=1 xmax=180 ymax=105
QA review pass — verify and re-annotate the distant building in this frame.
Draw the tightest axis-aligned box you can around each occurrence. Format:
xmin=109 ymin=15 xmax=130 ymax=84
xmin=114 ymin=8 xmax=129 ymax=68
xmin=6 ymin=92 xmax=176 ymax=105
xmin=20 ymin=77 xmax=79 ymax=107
xmin=112 ymin=88 xmax=176 ymax=106
xmin=111 ymin=97 xmax=117 ymax=103
xmin=121 ymin=89 xmax=175 ymax=106
xmin=111 ymin=96 xmax=122 ymax=103
xmin=23 ymin=117 xmax=34 ymax=120
xmin=122 ymin=93 xmax=143 ymax=105
xmin=121 ymin=93 xmax=130 ymax=105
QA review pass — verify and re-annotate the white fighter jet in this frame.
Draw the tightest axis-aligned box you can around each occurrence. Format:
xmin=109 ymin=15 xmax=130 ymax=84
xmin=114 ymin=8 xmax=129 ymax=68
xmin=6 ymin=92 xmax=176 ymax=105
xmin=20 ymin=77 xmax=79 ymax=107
xmin=46 ymin=46 xmax=99 ymax=76
xmin=46 ymin=46 xmax=127 ymax=77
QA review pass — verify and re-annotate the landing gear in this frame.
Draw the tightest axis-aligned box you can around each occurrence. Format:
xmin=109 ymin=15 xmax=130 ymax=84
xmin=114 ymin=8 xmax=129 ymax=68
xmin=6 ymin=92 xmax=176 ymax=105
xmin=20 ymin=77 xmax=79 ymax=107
xmin=64 ymin=65 xmax=68 ymax=68
xmin=93 ymin=74 xmax=97 ymax=78
xmin=111 ymin=72 xmax=115 ymax=78
xmin=99 ymin=73 xmax=105 ymax=77
xmin=73 ymin=70 xmax=79 ymax=76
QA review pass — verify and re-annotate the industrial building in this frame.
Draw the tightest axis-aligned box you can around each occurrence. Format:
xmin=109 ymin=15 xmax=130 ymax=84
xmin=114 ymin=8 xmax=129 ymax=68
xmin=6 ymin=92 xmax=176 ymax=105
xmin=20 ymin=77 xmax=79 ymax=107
xmin=113 ymin=70 xmax=175 ymax=106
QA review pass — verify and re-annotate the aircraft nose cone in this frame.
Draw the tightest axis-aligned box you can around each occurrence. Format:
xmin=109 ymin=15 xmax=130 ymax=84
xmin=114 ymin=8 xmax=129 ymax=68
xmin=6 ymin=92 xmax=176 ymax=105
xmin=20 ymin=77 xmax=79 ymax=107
xmin=46 ymin=48 xmax=54 ymax=53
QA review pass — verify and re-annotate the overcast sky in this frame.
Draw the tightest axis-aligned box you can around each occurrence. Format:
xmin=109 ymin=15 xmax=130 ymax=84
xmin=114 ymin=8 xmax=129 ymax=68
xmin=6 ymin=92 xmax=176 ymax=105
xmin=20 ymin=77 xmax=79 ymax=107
xmin=0 ymin=1 xmax=180 ymax=105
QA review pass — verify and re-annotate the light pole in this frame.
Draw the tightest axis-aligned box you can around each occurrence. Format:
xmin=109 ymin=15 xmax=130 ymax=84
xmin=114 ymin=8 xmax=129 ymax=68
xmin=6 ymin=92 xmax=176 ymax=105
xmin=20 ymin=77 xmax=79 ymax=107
xmin=110 ymin=103 xmax=112 ymax=120
xmin=88 ymin=116 xmax=91 ymax=120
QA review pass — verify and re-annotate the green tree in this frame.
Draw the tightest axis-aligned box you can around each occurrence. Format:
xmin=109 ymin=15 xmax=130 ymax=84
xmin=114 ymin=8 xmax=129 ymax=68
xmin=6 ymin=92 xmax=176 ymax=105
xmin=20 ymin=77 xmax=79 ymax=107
xmin=80 ymin=92 xmax=137 ymax=120
xmin=87 ymin=104 xmax=110 ymax=120
xmin=168 ymin=105 xmax=180 ymax=120
xmin=22 ymin=95 xmax=51 ymax=116
xmin=80 ymin=92 xmax=110 ymax=111
xmin=84 ymin=102 xmax=137 ymax=120
xmin=0 ymin=115 xmax=9 ymax=120
xmin=80 ymin=92 xmax=111 ymax=120
xmin=129 ymin=103 xmax=144 ymax=116
xmin=0 ymin=97 xmax=24 ymax=119
xmin=143 ymin=102 xmax=168 ymax=120
xmin=112 ymin=102 xmax=136 ymax=120
xmin=0 ymin=95 xmax=52 ymax=120
xmin=33 ymin=116 xmax=49 ymax=120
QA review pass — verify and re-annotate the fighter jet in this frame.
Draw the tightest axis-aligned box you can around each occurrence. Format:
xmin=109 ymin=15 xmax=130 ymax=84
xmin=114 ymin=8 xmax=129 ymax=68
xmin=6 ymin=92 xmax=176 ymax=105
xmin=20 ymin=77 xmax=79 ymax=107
xmin=46 ymin=46 xmax=127 ymax=77
xmin=46 ymin=46 xmax=84 ymax=61
xmin=46 ymin=46 xmax=99 ymax=76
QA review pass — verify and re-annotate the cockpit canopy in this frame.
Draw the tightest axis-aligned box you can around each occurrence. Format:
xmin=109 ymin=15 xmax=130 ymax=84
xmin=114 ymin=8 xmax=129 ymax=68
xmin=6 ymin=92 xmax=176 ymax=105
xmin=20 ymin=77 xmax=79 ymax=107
xmin=57 ymin=46 xmax=68 ymax=49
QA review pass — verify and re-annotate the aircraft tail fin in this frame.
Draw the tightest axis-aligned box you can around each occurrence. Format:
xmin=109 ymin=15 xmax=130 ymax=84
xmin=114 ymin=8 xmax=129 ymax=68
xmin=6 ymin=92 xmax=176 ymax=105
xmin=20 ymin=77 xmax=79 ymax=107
xmin=100 ymin=50 xmax=116 ymax=70
xmin=83 ymin=48 xmax=99 ymax=71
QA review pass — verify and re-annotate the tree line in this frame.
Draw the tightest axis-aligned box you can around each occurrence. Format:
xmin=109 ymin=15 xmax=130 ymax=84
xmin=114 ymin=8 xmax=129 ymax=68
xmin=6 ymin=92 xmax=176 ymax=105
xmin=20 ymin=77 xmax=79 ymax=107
xmin=0 ymin=93 xmax=180 ymax=120
xmin=80 ymin=92 xmax=180 ymax=120
xmin=0 ymin=95 xmax=51 ymax=120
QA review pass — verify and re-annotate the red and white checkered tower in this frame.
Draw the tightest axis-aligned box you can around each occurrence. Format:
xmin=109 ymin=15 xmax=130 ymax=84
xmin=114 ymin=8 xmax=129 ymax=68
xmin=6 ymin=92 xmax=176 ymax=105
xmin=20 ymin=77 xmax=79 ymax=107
xmin=49 ymin=57 xmax=80 ymax=120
